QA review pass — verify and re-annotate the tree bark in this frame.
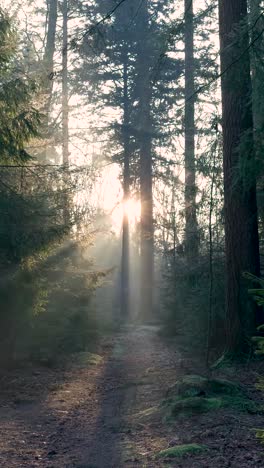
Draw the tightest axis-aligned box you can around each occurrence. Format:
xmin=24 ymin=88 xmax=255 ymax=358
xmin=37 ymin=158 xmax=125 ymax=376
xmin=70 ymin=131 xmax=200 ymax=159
xmin=121 ymin=47 xmax=130 ymax=317
xmin=184 ymin=0 xmax=199 ymax=261
xmin=219 ymin=0 xmax=260 ymax=352
xmin=62 ymin=0 xmax=69 ymax=225
xmin=139 ymin=102 xmax=154 ymax=319
xmin=249 ymin=0 xmax=264 ymax=327
xmin=137 ymin=0 xmax=154 ymax=320
xmin=249 ymin=0 xmax=264 ymax=136
xmin=44 ymin=0 xmax=58 ymax=76
xmin=62 ymin=0 xmax=69 ymax=166
xmin=43 ymin=0 xmax=58 ymax=160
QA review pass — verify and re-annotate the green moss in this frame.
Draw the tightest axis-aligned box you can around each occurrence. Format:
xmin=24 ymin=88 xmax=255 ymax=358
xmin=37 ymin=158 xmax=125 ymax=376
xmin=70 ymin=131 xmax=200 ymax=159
xmin=156 ymin=443 xmax=207 ymax=459
xmin=173 ymin=375 xmax=208 ymax=398
xmin=255 ymin=428 xmax=264 ymax=443
xmin=256 ymin=377 xmax=264 ymax=392
xmin=71 ymin=352 xmax=103 ymax=367
xmin=170 ymin=396 xmax=222 ymax=416
xmin=165 ymin=374 xmax=260 ymax=417
xmin=223 ymin=395 xmax=260 ymax=414
xmin=170 ymin=375 xmax=243 ymax=399
xmin=208 ymin=378 xmax=243 ymax=395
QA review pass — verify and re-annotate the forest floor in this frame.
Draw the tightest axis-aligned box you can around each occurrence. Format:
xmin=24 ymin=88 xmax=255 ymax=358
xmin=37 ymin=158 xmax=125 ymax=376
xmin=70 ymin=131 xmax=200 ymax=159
xmin=0 ymin=324 xmax=263 ymax=467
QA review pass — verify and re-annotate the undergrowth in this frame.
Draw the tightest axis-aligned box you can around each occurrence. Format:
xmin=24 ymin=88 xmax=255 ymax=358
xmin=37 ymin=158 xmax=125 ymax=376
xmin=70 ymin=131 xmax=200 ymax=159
xmin=0 ymin=240 xmax=109 ymax=366
xmin=163 ymin=375 xmax=260 ymax=418
xmin=156 ymin=443 xmax=207 ymax=459
xmin=248 ymin=278 xmax=264 ymax=446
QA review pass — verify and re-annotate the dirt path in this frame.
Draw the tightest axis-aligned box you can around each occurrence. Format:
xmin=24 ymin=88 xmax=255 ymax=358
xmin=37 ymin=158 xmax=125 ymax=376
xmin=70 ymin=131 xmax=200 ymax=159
xmin=0 ymin=325 xmax=263 ymax=467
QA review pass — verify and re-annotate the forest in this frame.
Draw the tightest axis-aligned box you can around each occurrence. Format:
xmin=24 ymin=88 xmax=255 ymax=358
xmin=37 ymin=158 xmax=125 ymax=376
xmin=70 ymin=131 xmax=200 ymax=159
xmin=0 ymin=0 xmax=264 ymax=466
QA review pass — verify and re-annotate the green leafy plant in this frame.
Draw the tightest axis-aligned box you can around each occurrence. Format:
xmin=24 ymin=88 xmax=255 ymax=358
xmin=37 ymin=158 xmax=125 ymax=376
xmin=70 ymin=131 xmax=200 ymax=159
xmin=156 ymin=444 xmax=208 ymax=459
xmin=245 ymin=274 xmax=264 ymax=444
xmin=245 ymin=274 xmax=264 ymax=356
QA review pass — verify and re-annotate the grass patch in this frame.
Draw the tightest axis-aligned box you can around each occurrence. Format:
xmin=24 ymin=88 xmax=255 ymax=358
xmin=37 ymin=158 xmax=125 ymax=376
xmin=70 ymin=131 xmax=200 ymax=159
xmin=164 ymin=374 xmax=260 ymax=417
xmin=255 ymin=428 xmax=264 ymax=443
xmin=169 ymin=375 xmax=243 ymax=398
xmin=135 ymin=406 xmax=161 ymax=421
xmin=71 ymin=352 xmax=103 ymax=368
xmin=170 ymin=396 xmax=222 ymax=416
xmin=255 ymin=377 xmax=264 ymax=446
xmin=156 ymin=443 xmax=207 ymax=459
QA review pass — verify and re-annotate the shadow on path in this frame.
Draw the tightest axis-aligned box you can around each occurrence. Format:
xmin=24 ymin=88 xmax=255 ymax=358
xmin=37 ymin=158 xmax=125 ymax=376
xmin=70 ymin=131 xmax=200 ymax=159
xmin=0 ymin=324 xmax=180 ymax=467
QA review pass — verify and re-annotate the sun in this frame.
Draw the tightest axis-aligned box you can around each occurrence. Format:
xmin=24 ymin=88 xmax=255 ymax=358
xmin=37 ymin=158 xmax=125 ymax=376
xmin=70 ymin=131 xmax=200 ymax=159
xmin=123 ymin=199 xmax=141 ymax=222
xmin=111 ymin=198 xmax=141 ymax=229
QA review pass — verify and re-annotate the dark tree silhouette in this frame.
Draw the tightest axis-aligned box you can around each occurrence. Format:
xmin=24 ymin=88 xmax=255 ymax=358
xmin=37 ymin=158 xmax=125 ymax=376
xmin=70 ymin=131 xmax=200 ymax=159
xmin=219 ymin=0 xmax=260 ymax=351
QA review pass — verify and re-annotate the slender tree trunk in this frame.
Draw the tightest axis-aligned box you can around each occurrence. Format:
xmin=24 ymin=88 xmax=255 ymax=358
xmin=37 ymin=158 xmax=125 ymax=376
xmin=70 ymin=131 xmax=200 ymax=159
xmin=219 ymin=0 xmax=260 ymax=352
xmin=62 ymin=0 xmax=69 ymax=166
xmin=137 ymin=1 xmax=154 ymax=320
xmin=139 ymin=103 xmax=154 ymax=319
xmin=206 ymin=142 xmax=217 ymax=369
xmin=184 ymin=0 xmax=198 ymax=261
xmin=62 ymin=0 xmax=69 ymax=225
xmin=43 ymin=0 xmax=58 ymax=160
xmin=121 ymin=48 xmax=130 ymax=317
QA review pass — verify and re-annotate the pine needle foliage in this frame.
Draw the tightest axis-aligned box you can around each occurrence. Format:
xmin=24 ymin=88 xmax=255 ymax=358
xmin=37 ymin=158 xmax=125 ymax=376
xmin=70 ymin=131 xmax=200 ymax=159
xmin=246 ymin=274 xmax=264 ymax=356
xmin=0 ymin=9 xmax=101 ymax=365
xmin=0 ymin=8 xmax=40 ymax=161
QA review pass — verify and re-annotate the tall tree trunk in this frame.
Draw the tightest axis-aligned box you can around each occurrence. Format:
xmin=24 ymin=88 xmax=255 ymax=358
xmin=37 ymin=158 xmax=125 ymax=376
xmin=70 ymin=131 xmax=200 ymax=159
xmin=62 ymin=0 xmax=69 ymax=225
xmin=184 ymin=0 xmax=198 ymax=261
xmin=250 ymin=0 xmax=264 ymax=137
xmin=137 ymin=0 xmax=154 ymax=320
xmin=139 ymin=102 xmax=153 ymax=319
xmin=249 ymin=0 xmax=264 ymax=327
xmin=219 ymin=0 xmax=260 ymax=352
xmin=43 ymin=0 xmax=58 ymax=160
xmin=62 ymin=0 xmax=69 ymax=166
xmin=44 ymin=0 xmax=58 ymax=69
xmin=121 ymin=47 xmax=130 ymax=317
